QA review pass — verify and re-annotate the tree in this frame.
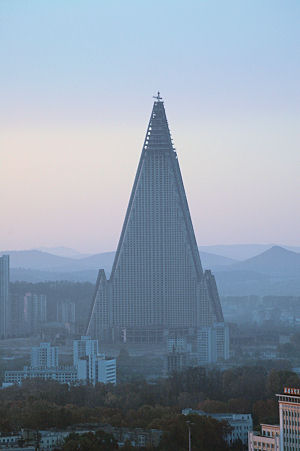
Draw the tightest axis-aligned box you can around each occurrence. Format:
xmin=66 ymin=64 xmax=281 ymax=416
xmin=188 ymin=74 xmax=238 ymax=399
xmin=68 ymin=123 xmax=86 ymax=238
xmin=266 ymin=369 xmax=300 ymax=396
xmin=158 ymin=414 xmax=229 ymax=451
xmin=62 ymin=431 xmax=118 ymax=451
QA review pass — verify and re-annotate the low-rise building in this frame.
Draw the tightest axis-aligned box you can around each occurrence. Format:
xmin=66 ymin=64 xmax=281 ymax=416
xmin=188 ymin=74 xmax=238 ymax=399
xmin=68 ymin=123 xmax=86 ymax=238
xmin=39 ymin=430 xmax=70 ymax=450
xmin=16 ymin=426 xmax=162 ymax=450
xmin=103 ymin=426 xmax=163 ymax=448
xmin=4 ymin=366 xmax=78 ymax=385
xmin=0 ymin=434 xmax=21 ymax=448
xmin=248 ymin=424 xmax=280 ymax=450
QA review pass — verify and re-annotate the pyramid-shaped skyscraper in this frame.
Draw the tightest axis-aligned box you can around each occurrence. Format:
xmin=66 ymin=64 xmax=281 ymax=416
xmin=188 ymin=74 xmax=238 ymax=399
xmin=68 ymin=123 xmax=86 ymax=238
xmin=87 ymin=94 xmax=225 ymax=346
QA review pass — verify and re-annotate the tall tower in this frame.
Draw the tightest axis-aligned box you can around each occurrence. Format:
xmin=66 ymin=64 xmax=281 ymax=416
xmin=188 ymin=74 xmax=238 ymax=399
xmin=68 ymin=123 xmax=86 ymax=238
xmin=0 ymin=255 xmax=9 ymax=338
xmin=87 ymin=94 xmax=224 ymax=343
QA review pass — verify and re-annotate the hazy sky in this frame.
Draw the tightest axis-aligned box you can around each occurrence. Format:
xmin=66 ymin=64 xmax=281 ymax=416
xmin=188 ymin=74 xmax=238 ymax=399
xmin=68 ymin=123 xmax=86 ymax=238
xmin=1 ymin=0 xmax=299 ymax=253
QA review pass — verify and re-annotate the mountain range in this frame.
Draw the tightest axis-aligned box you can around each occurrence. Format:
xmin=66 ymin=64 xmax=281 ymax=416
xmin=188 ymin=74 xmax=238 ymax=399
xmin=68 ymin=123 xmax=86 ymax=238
xmin=2 ymin=245 xmax=300 ymax=296
xmin=0 ymin=249 xmax=235 ymax=274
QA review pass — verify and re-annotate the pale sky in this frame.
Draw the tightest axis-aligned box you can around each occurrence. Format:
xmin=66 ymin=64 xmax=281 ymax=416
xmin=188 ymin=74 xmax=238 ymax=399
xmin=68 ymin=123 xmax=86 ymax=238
xmin=0 ymin=0 xmax=299 ymax=252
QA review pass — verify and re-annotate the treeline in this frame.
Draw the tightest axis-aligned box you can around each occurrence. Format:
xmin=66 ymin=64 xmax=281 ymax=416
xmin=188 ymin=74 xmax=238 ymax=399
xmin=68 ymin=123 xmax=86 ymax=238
xmin=0 ymin=366 xmax=299 ymax=433
xmin=61 ymin=416 xmax=232 ymax=451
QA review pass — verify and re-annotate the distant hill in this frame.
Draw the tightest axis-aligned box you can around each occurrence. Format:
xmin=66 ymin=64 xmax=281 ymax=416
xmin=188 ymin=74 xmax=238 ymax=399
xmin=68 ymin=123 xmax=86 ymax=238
xmin=0 ymin=250 xmax=74 ymax=270
xmin=1 ymin=249 xmax=235 ymax=274
xmin=37 ymin=246 xmax=90 ymax=259
xmin=199 ymin=243 xmax=300 ymax=260
xmin=73 ymin=252 xmax=115 ymax=272
xmin=214 ymin=270 xmax=300 ymax=296
xmin=5 ymin=246 xmax=300 ymax=296
xmin=10 ymin=268 xmax=99 ymax=283
xmin=231 ymin=245 xmax=300 ymax=277
xmin=199 ymin=251 xmax=236 ymax=268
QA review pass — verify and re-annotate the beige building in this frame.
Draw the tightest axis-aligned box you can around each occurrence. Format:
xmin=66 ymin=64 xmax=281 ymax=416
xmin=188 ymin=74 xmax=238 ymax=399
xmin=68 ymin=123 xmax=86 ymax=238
xmin=248 ymin=424 xmax=280 ymax=450
xmin=278 ymin=388 xmax=300 ymax=451
xmin=248 ymin=387 xmax=300 ymax=451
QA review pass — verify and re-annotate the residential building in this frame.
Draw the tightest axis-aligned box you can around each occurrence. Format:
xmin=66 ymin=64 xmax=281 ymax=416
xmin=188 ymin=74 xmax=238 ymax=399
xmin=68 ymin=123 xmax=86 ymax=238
xmin=77 ymin=353 xmax=116 ymax=385
xmin=182 ymin=408 xmax=253 ymax=447
xmin=0 ymin=255 xmax=9 ymax=338
xmin=10 ymin=293 xmax=27 ymax=336
xmin=74 ymin=336 xmax=116 ymax=385
xmin=57 ymin=301 xmax=75 ymax=324
xmin=73 ymin=335 xmax=98 ymax=366
xmin=24 ymin=293 xmax=47 ymax=334
xmin=86 ymin=95 xmax=226 ymax=349
xmin=196 ymin=322 xmax=229 ymax=364
xmin=31 ymin=342 xmax=58 ymax=368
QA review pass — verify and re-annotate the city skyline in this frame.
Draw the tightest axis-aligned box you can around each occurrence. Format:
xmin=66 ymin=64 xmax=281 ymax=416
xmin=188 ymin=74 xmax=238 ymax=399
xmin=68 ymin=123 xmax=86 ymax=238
xmin=1 ymin=1 xmax=299 ymax=252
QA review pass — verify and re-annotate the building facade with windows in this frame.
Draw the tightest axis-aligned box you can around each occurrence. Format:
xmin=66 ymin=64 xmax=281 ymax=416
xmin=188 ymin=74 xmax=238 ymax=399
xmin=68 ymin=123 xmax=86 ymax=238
xmin=86 ymin=95 xmax=227 ymax=360
xmin=73 ymin=335 xmax=99 ymax=366
xmin=248 ymin=424 xmax=280 ymax=451
xmin=74 ymin=336 xmax=116 ymax=385
xmin=4 ymin=366 xmax=78 ymax=385
xmin=248 ymin=387 xmax=300 ymax=451
xmin=31 ymin=342 xmax=58 ymax=368
xmin=278 ymin=388 xmax=300 ymax=451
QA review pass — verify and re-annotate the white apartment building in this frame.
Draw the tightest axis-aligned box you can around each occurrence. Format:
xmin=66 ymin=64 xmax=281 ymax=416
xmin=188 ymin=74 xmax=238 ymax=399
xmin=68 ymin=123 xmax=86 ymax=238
xmin=74 ymin=336 xmax=116 ymax=385
xmin=196 ymin=322 xmax=229 ymax=364
xmin=73 ymin=335 xmax=98 ymax=366
xmin=31 ymin=342 xmax=58 ymax=368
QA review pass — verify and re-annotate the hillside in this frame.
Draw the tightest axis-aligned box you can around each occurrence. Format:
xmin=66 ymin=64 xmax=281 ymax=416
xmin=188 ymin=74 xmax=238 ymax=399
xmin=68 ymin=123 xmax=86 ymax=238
xmin=0 ymin=250 xmax=73 ymax=270
xmin=1 ymin=249 xmax=235 ymax=274
xmin=231 ymin=245 xmax=300 ymax=277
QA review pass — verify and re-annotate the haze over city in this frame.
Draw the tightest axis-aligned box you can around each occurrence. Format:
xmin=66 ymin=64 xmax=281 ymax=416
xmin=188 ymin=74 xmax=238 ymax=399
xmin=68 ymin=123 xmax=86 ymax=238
xmin=1 ymin=0 xmax=299 ymax=253
xmin=1 ymin=2 xmax=300 ymax=450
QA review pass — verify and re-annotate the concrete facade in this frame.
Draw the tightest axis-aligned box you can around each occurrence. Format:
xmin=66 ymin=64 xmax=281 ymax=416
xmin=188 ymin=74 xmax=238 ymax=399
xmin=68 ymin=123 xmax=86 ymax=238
xmin=86 ymin=96 xmax=225 ymax=346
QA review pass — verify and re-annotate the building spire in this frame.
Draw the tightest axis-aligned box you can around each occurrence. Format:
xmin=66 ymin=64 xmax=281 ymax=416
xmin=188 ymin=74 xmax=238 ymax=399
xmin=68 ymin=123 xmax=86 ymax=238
xmin=153 ymin=91 xmax=162 ymax=102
